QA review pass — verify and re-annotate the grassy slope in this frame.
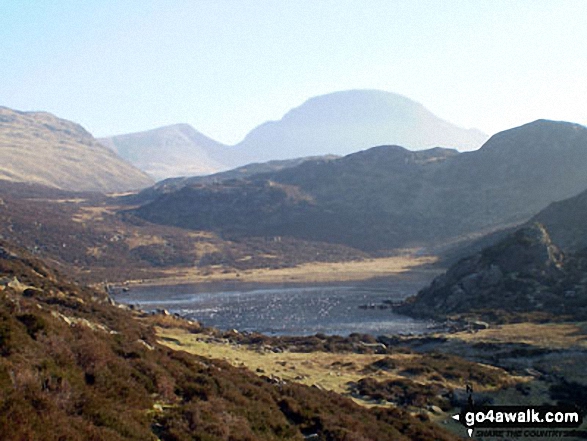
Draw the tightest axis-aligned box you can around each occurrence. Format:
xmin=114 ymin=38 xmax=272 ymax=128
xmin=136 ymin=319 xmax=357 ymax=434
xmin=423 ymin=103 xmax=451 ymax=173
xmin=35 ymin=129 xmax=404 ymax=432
xmin=0 ymin=107 xmax=153 ymax=192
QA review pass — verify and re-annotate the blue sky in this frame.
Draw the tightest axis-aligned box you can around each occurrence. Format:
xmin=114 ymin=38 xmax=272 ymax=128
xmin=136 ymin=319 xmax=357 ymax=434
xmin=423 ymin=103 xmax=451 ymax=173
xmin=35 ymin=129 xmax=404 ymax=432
xmin=1 ymin=1 xmax=586 ymax=144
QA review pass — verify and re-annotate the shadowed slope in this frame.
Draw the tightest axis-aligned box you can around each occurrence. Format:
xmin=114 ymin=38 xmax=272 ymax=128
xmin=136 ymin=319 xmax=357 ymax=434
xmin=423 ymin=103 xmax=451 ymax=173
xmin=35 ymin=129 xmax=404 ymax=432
xmin=133 ymin=120 xmax=587 ymax=252
xmin=399 ymin=223 xmax=587 ymax=321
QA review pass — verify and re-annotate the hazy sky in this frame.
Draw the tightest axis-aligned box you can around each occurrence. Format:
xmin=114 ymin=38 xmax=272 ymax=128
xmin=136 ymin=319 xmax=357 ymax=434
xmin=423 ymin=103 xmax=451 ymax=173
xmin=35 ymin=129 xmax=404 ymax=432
xmin=1 ymin=1 xmax=586 ymax=144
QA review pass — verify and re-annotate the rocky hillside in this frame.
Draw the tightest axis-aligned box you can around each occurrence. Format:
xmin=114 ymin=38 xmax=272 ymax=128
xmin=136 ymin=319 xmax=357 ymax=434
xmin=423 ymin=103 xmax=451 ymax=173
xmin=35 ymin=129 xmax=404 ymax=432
xmin=150 ymin=155 xmax=339 ymax=194
xmin=398 ymin=223 xmax=587 ymax=321
xmin=133 ymin=146 xmax=458 ymax=250
xmin=133 ymin=120 xmax=587 ymax=252
xmin=0 ymin=107 xmax=153 ymax=192
xmin=531 ymin=187 xmax=587 ymax=252
xmin=0 ymin=239 xmax=459 ymax=440
xmin=444 ymin=181 xmax=587 ymax=265
xmin=99 ymin=124 xmax=228 ymax=181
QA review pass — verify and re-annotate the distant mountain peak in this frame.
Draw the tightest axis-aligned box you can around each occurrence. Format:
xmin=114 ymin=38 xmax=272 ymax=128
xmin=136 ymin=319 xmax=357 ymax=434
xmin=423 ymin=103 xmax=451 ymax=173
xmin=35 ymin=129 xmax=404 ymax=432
xmin=133 ymin=119 xmax=587 ymax=253
xmin=107 ymin=123 xmax=219 ymax=143
xmin=286 ymin=89 xmax=425 ymax=118
xmin=99 ymin=124 xmax=228 ymax=181
xmin=233 ymin=89 xmax=489 ymax=165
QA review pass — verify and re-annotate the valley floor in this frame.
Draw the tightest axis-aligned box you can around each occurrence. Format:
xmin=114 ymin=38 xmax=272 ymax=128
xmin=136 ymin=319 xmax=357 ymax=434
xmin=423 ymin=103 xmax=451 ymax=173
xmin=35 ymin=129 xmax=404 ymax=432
xmin=124 ymin=255 xmax=438 ymax=287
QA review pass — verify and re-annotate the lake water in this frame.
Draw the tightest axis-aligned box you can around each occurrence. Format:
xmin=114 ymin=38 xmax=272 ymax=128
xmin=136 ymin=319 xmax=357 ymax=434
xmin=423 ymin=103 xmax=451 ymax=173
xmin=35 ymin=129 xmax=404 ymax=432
xmin=114 ymin=271 xmax=438 ymax=336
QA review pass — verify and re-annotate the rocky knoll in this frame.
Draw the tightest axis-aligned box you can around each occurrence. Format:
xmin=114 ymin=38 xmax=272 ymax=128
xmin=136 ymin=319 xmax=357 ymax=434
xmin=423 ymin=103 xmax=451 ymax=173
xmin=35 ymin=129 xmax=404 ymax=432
xmin=446 ymin=184 xmax=587 ymax=267
xmin=398 ymin=223 xmax=587 ymax=321
xmin=0 ymin=106 xmax=153 ymax=192
xmin=151 ymin=155 xmax=339 ymax=193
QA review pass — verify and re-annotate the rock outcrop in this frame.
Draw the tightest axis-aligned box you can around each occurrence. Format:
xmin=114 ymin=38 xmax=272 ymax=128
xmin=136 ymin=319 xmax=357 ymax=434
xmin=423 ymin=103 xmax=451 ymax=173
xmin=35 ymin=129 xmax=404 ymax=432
xmin=398 ymin=224 xmax=587 ymax=320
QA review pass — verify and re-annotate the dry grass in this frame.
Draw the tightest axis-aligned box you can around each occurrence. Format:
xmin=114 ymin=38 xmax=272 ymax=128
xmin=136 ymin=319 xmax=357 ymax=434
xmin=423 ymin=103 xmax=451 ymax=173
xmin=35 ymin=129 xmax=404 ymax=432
xmin=72 ymin=206 xmax=114 ymax=223
xmin=156 ymin=327 xmax=407 ymax=398
xmin=187 ymin=231 xmax=217 ymax=239
xmin=125 ymin=234 xmax=167 ymax=250
xmin=444 ymin=322 xmax=587 ymax=349
xmin=131 ymin=255 xmax=437 ymax=286
xmin=193 ymin=241 xmax=222 ymax=258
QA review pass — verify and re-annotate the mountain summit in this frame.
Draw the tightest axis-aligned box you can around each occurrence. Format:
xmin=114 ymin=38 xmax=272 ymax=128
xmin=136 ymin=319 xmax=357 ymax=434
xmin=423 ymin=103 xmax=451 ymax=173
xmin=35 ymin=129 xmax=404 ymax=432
xmin=229 ymin=90 xmax=488 ymax=164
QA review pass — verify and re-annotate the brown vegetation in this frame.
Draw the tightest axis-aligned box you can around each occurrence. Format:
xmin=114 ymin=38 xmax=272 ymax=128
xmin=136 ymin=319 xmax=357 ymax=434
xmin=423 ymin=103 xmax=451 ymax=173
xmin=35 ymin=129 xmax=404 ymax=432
xmin=156 ymin=325 xmax=522 ymax=421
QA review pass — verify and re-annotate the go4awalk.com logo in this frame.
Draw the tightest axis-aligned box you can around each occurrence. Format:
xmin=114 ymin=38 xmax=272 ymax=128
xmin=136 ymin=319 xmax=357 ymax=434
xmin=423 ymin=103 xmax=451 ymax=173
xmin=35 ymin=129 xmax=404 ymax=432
xmin=452 ymin=405 xmax=585 ymax=438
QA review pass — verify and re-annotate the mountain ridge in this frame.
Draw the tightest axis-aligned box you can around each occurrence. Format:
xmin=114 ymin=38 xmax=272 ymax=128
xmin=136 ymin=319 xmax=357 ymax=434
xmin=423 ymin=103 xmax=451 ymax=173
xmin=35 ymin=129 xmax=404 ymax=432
xmin=132 ymin=119 xmax=587 ymax=252
xmin=530 ymin=187 xmax=587 ymax=252
xmin=100 ymin=90 xmax=488 ymax=179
